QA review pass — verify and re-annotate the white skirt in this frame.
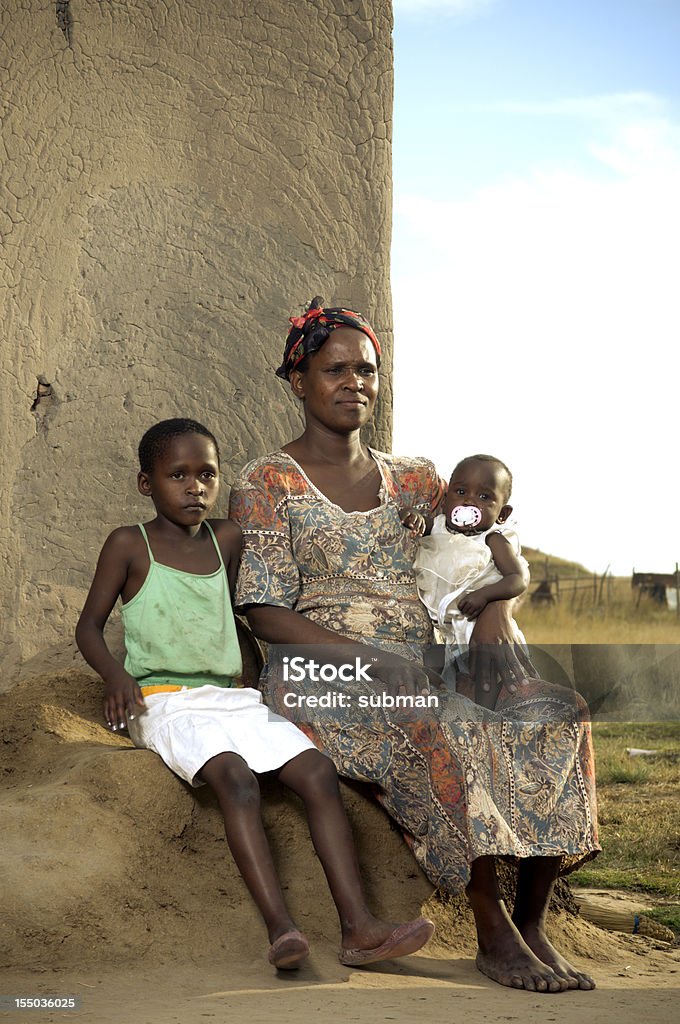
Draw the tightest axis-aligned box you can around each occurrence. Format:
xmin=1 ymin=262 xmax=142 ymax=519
xmin=127 ymin=685 xmax=317 ymax=786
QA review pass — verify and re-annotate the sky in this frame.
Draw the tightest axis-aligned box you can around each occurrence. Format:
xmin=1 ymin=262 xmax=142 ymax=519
xmin=390 ymin=0 xmax=680 ymax=576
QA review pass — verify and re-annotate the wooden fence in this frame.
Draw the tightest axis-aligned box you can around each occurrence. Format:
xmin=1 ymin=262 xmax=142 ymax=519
xmin=530 ymin=560 xmax=680 ymax=615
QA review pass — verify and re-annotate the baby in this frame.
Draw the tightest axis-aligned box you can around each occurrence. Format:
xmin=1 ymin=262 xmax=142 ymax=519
xmin=401 ymin=454 xmax=529 ymax=702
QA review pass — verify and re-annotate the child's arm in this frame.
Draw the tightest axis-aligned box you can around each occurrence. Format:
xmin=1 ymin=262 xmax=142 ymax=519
xmin=398 ymin=506 xmax=433 ymax=537
xmin=211 ymin=519 xmax=250 ymax=683
xmin=457 ymin=533 xmax=529 ymax=620
xmin=75 ymin=528 xmax=145 ymax=730
xmin=211 ymin=518 xmax=243 ymax=597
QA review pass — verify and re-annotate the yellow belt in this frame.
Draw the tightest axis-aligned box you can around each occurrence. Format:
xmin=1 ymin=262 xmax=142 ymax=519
xmin=140 ymin=684 xmax=186 ymax=696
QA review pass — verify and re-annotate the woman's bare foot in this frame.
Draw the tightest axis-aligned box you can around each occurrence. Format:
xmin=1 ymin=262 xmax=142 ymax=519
xmin=475 ymin=916 xmax=568 ymax=993
xmin=519 ymin=923 xmax=596 ymax=990
xmin=467 ymin=861 xmax=568 ymax=992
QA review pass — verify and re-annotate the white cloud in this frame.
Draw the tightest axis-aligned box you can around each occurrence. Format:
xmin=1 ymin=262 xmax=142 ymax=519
xmin=470 ymin=92 xmax=663 ymax=119
xmin=391 ymin=110 xmax=680 ymax=574
xmin=589 ymin=115 xmax=680 ymax=178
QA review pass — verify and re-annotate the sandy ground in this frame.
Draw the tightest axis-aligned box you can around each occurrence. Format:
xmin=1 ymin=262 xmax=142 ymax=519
xmin=1 ymin=665 xmax=678 ymax=1024
xmin=2 ymin=942 xmax=679 ymax=1024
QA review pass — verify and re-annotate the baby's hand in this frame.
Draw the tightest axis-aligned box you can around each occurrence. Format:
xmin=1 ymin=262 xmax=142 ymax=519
xmin=457 ymin=588 xmax=490 ymax=620
xmin=399 ymin=508 xmax=427 ymax=537
xmin=103 ymin=670 xmax=146 ymax=732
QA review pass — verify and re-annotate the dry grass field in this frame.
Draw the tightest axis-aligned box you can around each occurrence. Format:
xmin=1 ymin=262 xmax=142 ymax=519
xmin=519 ymin=600 xmax=680 ymax=644
xmin=515 ymin=553 xmax=680 ymax=934
xmin=519 ymin=550 xmax=680 ymax=645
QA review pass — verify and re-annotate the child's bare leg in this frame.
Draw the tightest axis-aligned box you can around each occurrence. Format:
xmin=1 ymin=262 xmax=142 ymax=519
xmin=512 ymin=856 xmax=596 ymax=989
xmin=466 ymin=856 xmax=568 ymax=992
xmin=277 ymin=749 xmax=432 ymax=954
xmin=200 ymin=752 xmax=299 ymax=945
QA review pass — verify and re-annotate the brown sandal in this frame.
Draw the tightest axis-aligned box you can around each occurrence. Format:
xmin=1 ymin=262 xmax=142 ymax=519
xmin=339 ymin=917 xmax=435 ymax=967
xmin=268 ymin=929 xmax=310 ymax=970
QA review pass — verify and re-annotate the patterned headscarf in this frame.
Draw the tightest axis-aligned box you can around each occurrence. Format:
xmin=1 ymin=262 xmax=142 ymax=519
xmin=276 ymin=299 xmax=381 ymax=380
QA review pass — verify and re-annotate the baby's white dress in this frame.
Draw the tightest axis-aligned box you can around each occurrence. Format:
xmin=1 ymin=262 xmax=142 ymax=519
xmin=414 ymin=516 xmax=529 ymax=678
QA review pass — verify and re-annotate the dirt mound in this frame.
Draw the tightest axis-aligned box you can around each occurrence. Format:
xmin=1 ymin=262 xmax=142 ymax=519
xmin=0 ymin=670 xmax=432 ymax=970
xmin=0 ymin=669 xmax=664 ymax=974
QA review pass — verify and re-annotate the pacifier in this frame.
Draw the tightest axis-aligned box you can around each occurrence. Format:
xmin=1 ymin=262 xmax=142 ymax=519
xmin=449 ymin=505 xmax=482 ymax=529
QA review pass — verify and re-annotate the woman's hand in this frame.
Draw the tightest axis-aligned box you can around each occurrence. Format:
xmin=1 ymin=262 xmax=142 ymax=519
xmin=103 ymin=669 xmax=146 ymax=732
xmin=468 ymin=601 xmax=536 ymax=706
xmin=371 ymin=658 xmax=432 ymax=699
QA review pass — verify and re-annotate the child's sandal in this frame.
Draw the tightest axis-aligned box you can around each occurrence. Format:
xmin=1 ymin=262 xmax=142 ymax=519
xmin=268 ymin=929 xmax=310 ymax=970
xmin=339 ymin=917 xmax=434 ymax=967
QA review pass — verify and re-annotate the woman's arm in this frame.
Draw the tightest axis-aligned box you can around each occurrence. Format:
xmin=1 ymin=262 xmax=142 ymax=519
xmin=231 ymin=459 xmax=437 ymax=696
xmin=245 ymin=604 xmax=354 ymax=646
xmin=244 ymin=604 xmax=434 ymax=696
xmin=468 ymin=600 xmax=535 ymax=705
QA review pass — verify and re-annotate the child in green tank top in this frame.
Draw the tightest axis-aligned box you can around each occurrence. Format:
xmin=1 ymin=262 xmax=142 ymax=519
xmin=77 ymin=418 xmax=434 ymax=971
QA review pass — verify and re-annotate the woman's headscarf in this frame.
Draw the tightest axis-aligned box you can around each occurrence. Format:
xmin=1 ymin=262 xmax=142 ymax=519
xmin=276 ymin=297 xmax=381 ymax=380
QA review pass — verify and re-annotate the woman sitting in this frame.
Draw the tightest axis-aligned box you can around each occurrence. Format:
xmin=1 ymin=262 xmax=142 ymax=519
xmin=229 ymin=298 xmax=599 ymax=992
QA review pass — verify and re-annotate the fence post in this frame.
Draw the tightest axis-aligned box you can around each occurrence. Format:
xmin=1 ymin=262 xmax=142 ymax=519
xmin=676 ymin=562 xmax=679 ymax=618
xmin=598 ymin=565 xmax=610 ymax=607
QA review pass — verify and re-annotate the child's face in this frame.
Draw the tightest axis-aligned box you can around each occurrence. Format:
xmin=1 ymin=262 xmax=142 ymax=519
xmin=138 ymin=433 xmax=220 ymax=527
xmin=444 ymin=460 xmax=512 ymax=534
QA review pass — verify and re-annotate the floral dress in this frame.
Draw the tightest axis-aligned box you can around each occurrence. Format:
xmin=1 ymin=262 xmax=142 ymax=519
xmin=229 ymin=450 xmax=599 ymax=892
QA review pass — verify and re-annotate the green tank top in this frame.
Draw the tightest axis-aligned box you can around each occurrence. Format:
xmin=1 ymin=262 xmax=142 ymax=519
xmin=121 ymin=522 xmax=242 ymax=690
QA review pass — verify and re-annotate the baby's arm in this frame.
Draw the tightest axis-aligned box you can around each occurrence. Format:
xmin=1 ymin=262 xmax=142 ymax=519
xmin=75 ymin=528 xmax=145 ymax=730
xmin=398 ymin=506 xmax=433 ymax=537
xmin=457 ymin=533 xmax=529 ymax=620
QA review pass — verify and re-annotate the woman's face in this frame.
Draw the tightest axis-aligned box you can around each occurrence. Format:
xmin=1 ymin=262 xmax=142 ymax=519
xmin=290 ymin=327 xmax=379 ymax=433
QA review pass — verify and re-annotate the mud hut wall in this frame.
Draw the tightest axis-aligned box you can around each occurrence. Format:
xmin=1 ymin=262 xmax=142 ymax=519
xmin=0 ymin=0 xmax=394 ymax=672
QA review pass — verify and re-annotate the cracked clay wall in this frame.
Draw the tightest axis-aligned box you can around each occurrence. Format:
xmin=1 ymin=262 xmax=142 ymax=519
xmin=0 ymin=1 xmax=394 ymax=677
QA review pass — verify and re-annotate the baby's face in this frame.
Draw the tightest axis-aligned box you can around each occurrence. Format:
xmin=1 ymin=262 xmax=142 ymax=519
xmin=444 ymin=460 xmax=511 ymax=534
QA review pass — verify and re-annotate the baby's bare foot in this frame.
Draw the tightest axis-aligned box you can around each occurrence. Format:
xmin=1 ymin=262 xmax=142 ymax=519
xmin=519 ymin=924 xmax=596 ymax=990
